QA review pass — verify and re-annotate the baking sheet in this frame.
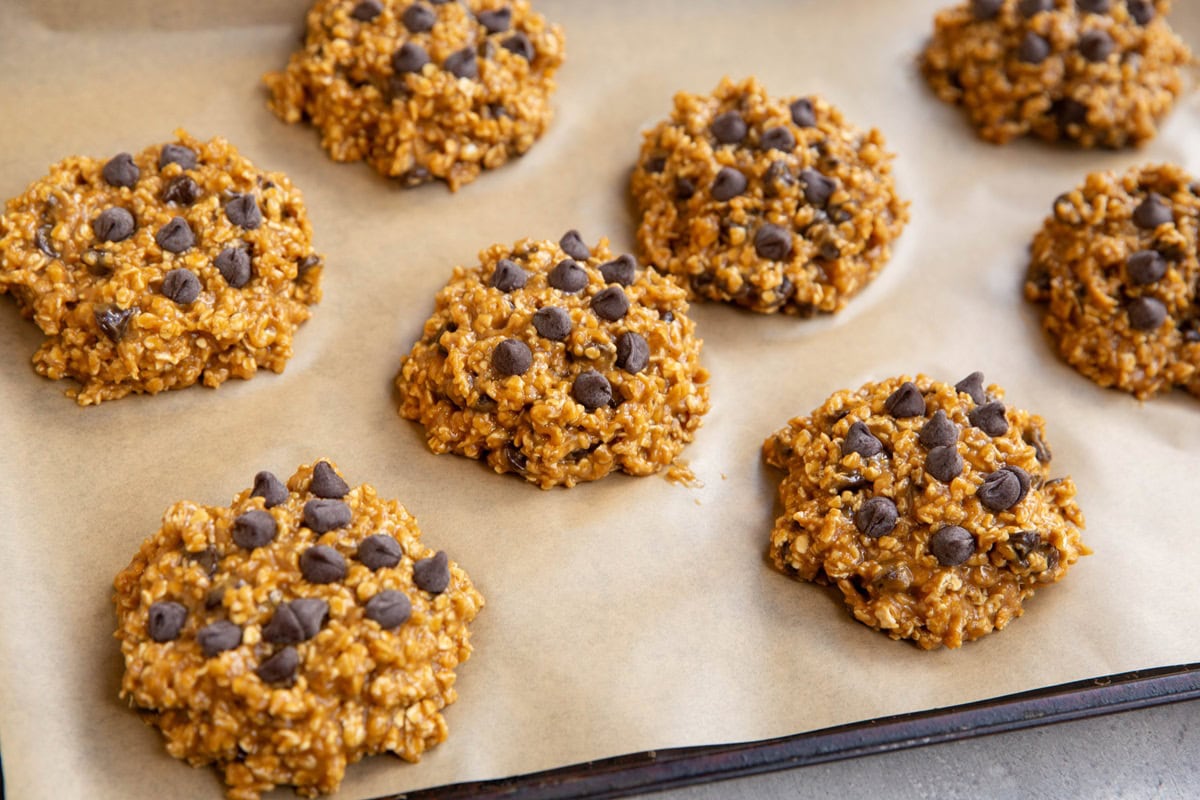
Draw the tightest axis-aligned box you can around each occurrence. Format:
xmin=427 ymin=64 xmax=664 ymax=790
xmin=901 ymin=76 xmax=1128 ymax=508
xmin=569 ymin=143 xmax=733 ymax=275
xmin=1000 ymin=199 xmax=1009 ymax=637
xmin=1 ymin=1 xmax=1198 ymax=798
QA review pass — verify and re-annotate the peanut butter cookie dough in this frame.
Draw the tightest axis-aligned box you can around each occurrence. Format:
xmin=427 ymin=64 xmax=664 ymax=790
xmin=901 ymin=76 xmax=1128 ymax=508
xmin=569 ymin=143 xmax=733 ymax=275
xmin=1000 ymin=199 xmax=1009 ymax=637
xmin=0 ymin=131 xmax=321 ymax=405
xmin=1026 ymin=164 xmax=1200 ymax=398
xmin=396 ymin=232 xmax=711 ymax=488
xmin=631 ymin=77 xmax=908 ymax=316
xmin=921 ymin=0 xmax=1193 ymax=148
xmin=114 ymin=459 xmax=483 ymax=800
xmin=764 ymin=374 xmax=1088 ymax=650
xmin=265 ymin=0 xmax=565 ymax=190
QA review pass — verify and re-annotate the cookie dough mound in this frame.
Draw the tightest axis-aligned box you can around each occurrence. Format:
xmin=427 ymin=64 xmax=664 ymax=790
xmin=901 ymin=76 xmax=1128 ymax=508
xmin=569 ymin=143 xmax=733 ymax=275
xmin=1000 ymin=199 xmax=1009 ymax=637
xmin=630 ymin=76 xmax=908 ymax=316
xmin=265 ymin=0 xmax=565 ymax=191
xmin=0 ymin=131 xmax=321 ymax=406
xmin=114 ymin=460 xmax=483 ymax=800
xmin=1026 ymin=164 xmax=1200 ymax=398
xmin=396 ymin=232 xmax=711 ymax=488
xmin=763 ymin=374 xmax=1088 ymax=650
xmin=921 ymin=0 xmax=1193 ymax=148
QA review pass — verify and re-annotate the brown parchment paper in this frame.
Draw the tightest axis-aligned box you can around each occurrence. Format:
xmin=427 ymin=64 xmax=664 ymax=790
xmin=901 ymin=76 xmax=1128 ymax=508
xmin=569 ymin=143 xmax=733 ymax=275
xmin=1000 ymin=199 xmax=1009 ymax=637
xmin=1 ymin=0 xmax=1198 ymax=797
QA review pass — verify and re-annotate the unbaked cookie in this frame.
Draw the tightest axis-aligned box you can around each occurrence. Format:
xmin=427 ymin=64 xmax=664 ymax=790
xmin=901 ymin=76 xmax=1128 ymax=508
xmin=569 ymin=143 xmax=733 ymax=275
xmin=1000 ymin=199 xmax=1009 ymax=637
xmin=631 ymin=76 xmax=908 ymax=316
xmin=763 ymin=374 xmax=1088 ymax=650
xmin=1026 ymin=163 xmax=1200 ymax=398
xmin=0 ymin=131 xmax=321 ymax=405
xmin=921 ymin=0 xmax=1192 ymax=148
xmin=265 ymin=0 xmax=565 ymax=190
xmin=396 ymin=232 xmax=711 ymax=488
xmin=114 ymin=459 xmax=483 ymax=800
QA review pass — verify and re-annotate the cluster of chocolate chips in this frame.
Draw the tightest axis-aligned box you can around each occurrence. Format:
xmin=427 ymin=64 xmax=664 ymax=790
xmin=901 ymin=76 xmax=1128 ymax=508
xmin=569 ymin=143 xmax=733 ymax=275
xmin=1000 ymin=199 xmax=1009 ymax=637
xmin=970 ymin=0 xmax=1154 ymax=66
xmin=487 ymin=231 xmax=655 ymax=412
xmin=144 ymin=462 xmax=453 ymax=685
xmin=1124 ymin=192 xmax=1176 ymax=331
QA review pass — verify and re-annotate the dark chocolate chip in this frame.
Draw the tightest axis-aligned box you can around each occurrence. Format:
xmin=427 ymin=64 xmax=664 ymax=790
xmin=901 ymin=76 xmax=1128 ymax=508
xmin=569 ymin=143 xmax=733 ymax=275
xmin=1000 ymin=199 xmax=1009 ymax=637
xmin=205 ymin=587 xmax=225 ymax=609
xmin=1010 ymin=530 xmax=1041 ymax=560
xmin=197 ymin=620 xmax=242 ymax=657
xmin=302 ymin=499 xmax=352 ymax=532
xmin=764 ymin=160 xmax=795 ymax=196
xmin=754 ymin=224 xmax=793 ymax=261
xmin=225 ymin=193 xmax=263 ymax=230
xmin=161 ymin=268 xmax=201 ymax=304
xmin=490 ymin=259 xmax=528 ymax=292
xmin=971 ymin=0 xmax=1004 ymax=19
xmin=252 ymin=470 xmax=288 ymax=507
xmin=300 ymin=545 xmax=347 ymax=584
xmin=501 ymin=32 xmax=534 ymax=60
xmin=675 ymin=177 xmax=696 ymax=200
xmin=819 ymin=241 xmax=841 ymax=261
xmin=1127 ymin=296 xmax=1167 ymax=330
xmin=215 ymin=247 xmax=252 ymax=288
xmin=189 ymin=547 xmax=220 ymax=576
xmin=162 ymin=176 xmax=202 ymax=206
xmin=298 ymin=254 xmax=321 ymax=274
xmin=660 ymin=310 xmax=675 ymax=323
xmin=798 ymin=169 xmax=836 ymax=206
xmin=159 ymin=144 xmax=197 ymax=170
xmin=262 ymin=603 xmax=306 ymax=645
xmin=256 ymin=646 xmax=299 ymax=684
xmin=1007 ymin=465 xmax=1031 ymax=503
xmin=855 ymin=497 xmax=899 ymax=539
xmin=1024 ymin=427 xmax=1053 ymax=463
xmin=365 ymin=590 xmax=412 ymax=628
xmin=1056 ymin=98 xmax=1089 ymax=128
xmin=493 ymin=338 xmax=532 ymax=376
xmin=842 ymin=421 xmax=883 ymax=458
xmin=929 ymin=526 xmax=975 ymax=566
xmin=95 ymin=304 xmax=136 ymax=342
xmin=93 ymin=208 xmax=135 ymax=243
xmin=559 ymin=230 xmax=590 ymax=260
xmin=351 ymin=0 xmax=383 ymax=20
xmin=600 ymin=254 xmax=637 ymax=285
xmin=103 ymin=153 xmax=140 ymax=188
xmin=1127 ymin=250 xmax=1167 ymax=285
xmin=291 ymin=598 xmax=329 ymax=638
xmin=591 ymin=286 xmax=629 ymax=321
xmin=155 ymin=217 xmax=195 ymax=254
xmin=232 ymin=509 xmax=277 ymax=550
xmin=1019 ymin=32 xmax=1051 ymax=64
xmin=969 ymin=401 xmax=1009 ymax=436
xmin=35 ymin=224 xmax=58 ymax=258
xmin=393 ymin=42 xmax=430 ymax=74
xmin=1079 ymin=29 xmax=1115 ymax=61
xmin=549 ymin=259 xmax=588 ymax=293
xmin=477 ymin=6 xmax=511 ymax=32
xmin=1133 ymin=193 xmax=1172 ymax=229
xmin=1128 ymin=0 xmax=1154 ymax=24
xmin=926 ymin=445 xmax=964 ymax=483
xmin=615 ymin=331 xmax=650 ymax=373
xmin=413 ymin=550 xmax=450 ymax=593
xmin=310 ymin=461 xmax=349 ymax=499
xmin=403 ymin=2 xmax=436 ymax=32
xmin=572 ymin=369 xmax=612 ymax=410
xmin=711 ymin=111 xmax=747 ymax=144
xmin=147 ymin=601 xmax=187 ymax=642
xmin=644 ymin=155 xmax=666 ymax=173
xmin=919 ymin=410 xmax=958 ymax=449
xmin=789 ymin=97 xmax=816 ymax=128
xmin=358 ymin=534 xmax=402 ymax=570
xmin=884 ymin=382 xmax=925 ymax=418
xmin=978 ymin=469 xmax=1024 ymax=512
xmin=444 ymin=47 xmax=478 ymax=79
xmin=760 ymin=126 xmax=796 ymax=152
xmin=505 ymin=442 xmax=529 ymax=473
xmin=955 ymin=371 xmax=987 ymax=404
xmin=1078 ymin=0 xmax=1112 ymax=11
xmin=533 ymin=306 xmax=571 ymax=341
xmin=712 ymin=167 xmax=748 ymax=202
xmin=1019 ymin=0 xmax=1053 ymax=15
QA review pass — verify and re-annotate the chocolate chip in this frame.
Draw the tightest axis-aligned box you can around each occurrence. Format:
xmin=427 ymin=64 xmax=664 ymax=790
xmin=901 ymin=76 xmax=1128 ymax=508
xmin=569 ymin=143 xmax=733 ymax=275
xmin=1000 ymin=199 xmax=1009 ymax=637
xmin=300 ymin=545 xmax=347 ymax=584
xmin=310 ymin=461 xmax=349 ymax=498
xmin=615 ymin=331 xmax=650 ymax=373
xmin=1010 ymin=530 xmax=1041 ymax=560
xmin=764 ymin=160 xmax=795 ymax=197
xmin=971 ymin=0 xmax=1003 ymax=19
xmin=819 ymin=241 xmax=841 ymax=261
xmin=754 ymin=224 xmax=793 ymax=261
xmin=799 ymin=169 xmax=836 ymax=206
xmin=35 ymin=224 xmax=58 ymax=258
xmin=1019 ymin=32 xmax=1051 ymax=64
xmin=103 ymin=153 xmax=140 ymax=188
xmin=1128 ymin=0 xmax=1154 ymax=24
xmin=95 ymin=304 xmax=136 ymax=342
xmin=493 ymin=338 xmax=532 ymax=376
xmin=444 ymin=48 xmax=477 ymax=79
xmin=1055 ymin=98 xmax=1089 ymax=128
xmin=162 ymin=176 xmax=201 ymax=206
xmin=1133 ymin=193 xmax=1172 ymax=229
xmin=955 ymin=371 xmax=987 ymax=404
xmin=549 ymin=259 xmax=588 ymax=293
xmin=403 ymin=2 xmax=436 ymax=32
xmin=252 ymin=470 xmax=288 ymax=507
xmin=855 ymin=497 xmax=898 ymax=539
xmin=1019 ymin=0 xmax=1053 ymax=14
xmin=929 ymin=526 xmax=975 ymax=566
xmin=1128 ymin=296 xmax=1167 ymax=330
xmin=215 ymin=247 xmax=252 ymax=288
xmin=147 ymin=601 xmax=187 ymax=642
xmin=600 ymin=254 xmax=637 ymax=285
xmin=710 ymin=111 xmax=747 ymax=145
xmin=1007 ymin=465 xmax=1032 ymax=502
xmin=592 ymin=286 xmax=629 ymax=321
xmin=919 ymin=410 xmax=958 ymax=449
xmin=393 ymin=42 xmax=430 ymax=74
xmin=1079 ymin=29 xmax=1114 ymax=61
xmin=93 ymin=208 xmax=135 ymax=243
xmin=262 ymin=603 xmax=306 ymax=644
xmin=298 ymin=254 xmax=321 ymax=274
xmin=365 ymin=590 xmax=412 ymax=629
xmin=477 ymin=6 xmax=511 ymax=32
xmin=789 ymin=98 xmax=816 ymax=128
xmin=256 ymin=646 xmax=299 ymax=684
xmin=969 ymin=401 xmax=1009 ymax=436
xmin=1127 ymin=250 xmax=1167 ymax=285
xmin=159 ymin=144 xmax=197 ymax=170
xmin=358 ymin=534 xmax=402 ymax=570
xmin=501 ymin=32 xmax=534 ymax=60
xmin=644 ymin=155 xmax=666 ymax=174
xmin=291 ymin=598 xmax=329 ymax=638
xmin=761 ymin=126 xmax=796 ymax=152
xmin=204 ymin=587 xmax=225 ymax=609
xmin=675 ymin=177 xmax=696 ymax=200
xmin=232 ymin=509 xmax=277 ymax=550
xmin=155 ymin=217 xmax=195 ymax=254
xmin=302 ymin=499 xmax=352 ymax=533
xmin=189 ymin=547 xmax=220 ymax=576
xmin=559 ymin=230 xmax=590 ymax=260
xmin=197 ymin=620 xmax=242 ymax=657
xmin=842 ymin=421 xmax=883 ymax=458
xmin=489 ymin=259 xmax=528 ymax=292
xmin=573 ymin=369 xmax=612 ymax=410
xmin=533 ymin=306 xmax=571 ymax=341
xmin=351 ymin=0 xmax=383 ymax=20
xmin=1078 ymin=0 xmax=1112 ymax=11
xmin=1023 ymin=427 xmax=1052 ymax=463
xmin=161 ymin=268 xmax=201 ymax=305
xmin=413 ymin=550 xmax=450 ymax=593
xmin=978 ymin=468 xmax=1024 ymax=512
xmin=225 ymin=193 xmax=263 ymax=230
xmin=926 ymin=445 xmax=964 ymax=483
xmin=712 ymin=167 xmax=748 ymax=202
xmin=884 ymin=382 xmax=925 ymax=418
xmin=660 ymin=310 xmax=675 ymax=323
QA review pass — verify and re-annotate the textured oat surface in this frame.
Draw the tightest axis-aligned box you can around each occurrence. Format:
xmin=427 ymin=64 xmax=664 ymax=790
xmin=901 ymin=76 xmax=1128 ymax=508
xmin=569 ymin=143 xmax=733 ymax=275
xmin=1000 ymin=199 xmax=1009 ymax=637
xmin=631 ymin=76 xmax=908 ymax=316
xmin=265 ymin=0 xmax=565 ymax=190
xmin=764 ymin=374 xmax=1088 ymax=650
xmin=113 ymin=460 xmax=483 ymax=800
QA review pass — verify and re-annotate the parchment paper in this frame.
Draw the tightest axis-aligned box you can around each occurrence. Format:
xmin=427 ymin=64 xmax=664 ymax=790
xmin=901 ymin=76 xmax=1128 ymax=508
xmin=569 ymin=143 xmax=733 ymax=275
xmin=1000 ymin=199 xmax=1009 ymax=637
xmin=1 ymin=1 xmax=1198 ymax=797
